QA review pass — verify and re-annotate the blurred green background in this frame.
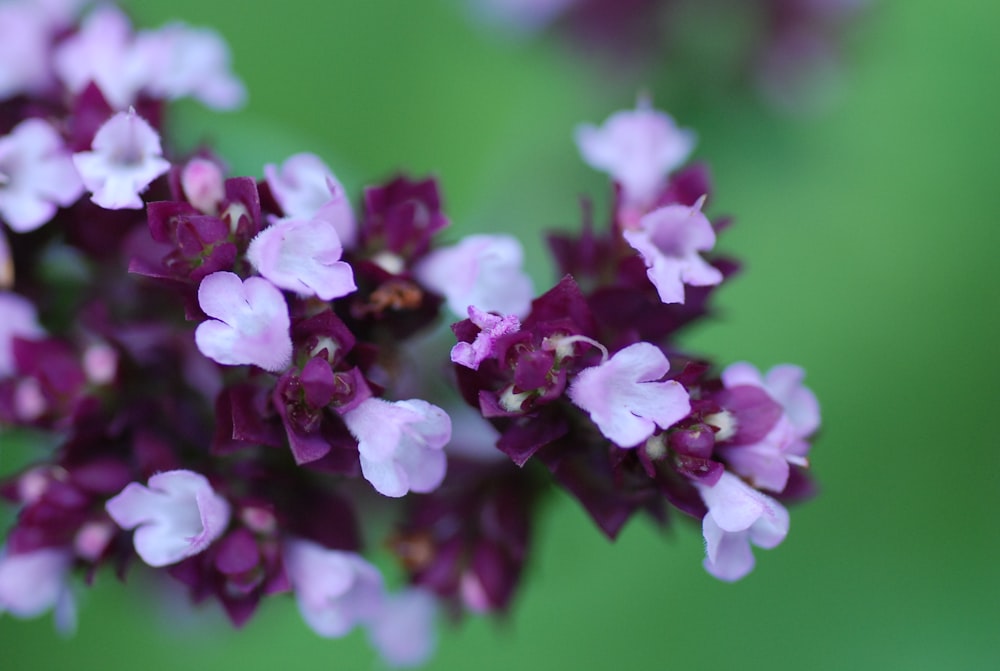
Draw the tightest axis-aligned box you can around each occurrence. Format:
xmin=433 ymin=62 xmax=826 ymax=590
xmin=3 ymin=0 xmax=998 ymax=668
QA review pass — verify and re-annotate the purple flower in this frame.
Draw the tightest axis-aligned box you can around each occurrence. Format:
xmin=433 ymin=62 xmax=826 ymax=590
xmin=53 ymin=4 xmax=143 ymax=109
xmin=717 ymin=362 xmax=819 ymax=492
xmin=576 ymin=100 xmax=696 ymax=211
xmin=568 ymin=341 xmax=690 ymax=447
xmin=0 ymin=547 xmax=76 ymax=633
xmin=695 ymin=471 xmax=789 ymax=581
xmin=450 ymin=306 xmax=521 ymax=370
xmin=0 ymin=2 xmax=57 ymax=99
xmin=622 ymin=197 xmax=723 ymax=304
xmin=265 ymin=153 xmax=356 ymax=248
xmin=284 ymin=538 xmax=384 ymax=638
xmin=343 ymin=398 xmax=451 ymax=498
xmin=0 ymin=292 xmax=45 ymax=376
xmin=414 ymin=234 xmax=534 ymax=318
xmin=194 ymin=272 xmax=293 ymax=373
xmin=0 ymin=118 xmax=84 ymax=233
xmin=247 ymin=217 xmax=356 ymax=301
xmin=72 ymin=108 xmax=171 ymax=210
xmin=132 ymin=23 xmax=246 ymax=110
xmin=366 ymin=588 xmax=438 ymax=668
xmin=105 ymin=470 xmax=231 ymax=568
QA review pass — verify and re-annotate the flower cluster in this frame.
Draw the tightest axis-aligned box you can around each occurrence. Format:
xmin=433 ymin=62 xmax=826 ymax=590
xmin=473 ymin=0 xmax=865 ymax=108
xmin=0 ymin=2 xmax=820 ymax=667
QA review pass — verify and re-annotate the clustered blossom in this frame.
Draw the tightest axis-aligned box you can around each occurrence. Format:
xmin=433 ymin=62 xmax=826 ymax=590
xmin=0 ymin=2 xmax=823 ymax=667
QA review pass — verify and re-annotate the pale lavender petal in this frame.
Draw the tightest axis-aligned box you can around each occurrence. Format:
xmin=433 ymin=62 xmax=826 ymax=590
xmin=265 ymin=153 xmax=355 ymax=246
xmin=702 ymin=517 xmax=755 ymax=582
xmin=0 ymin=291 xmax=45 ymax=376
xmin=53 ymin=4 xmax=145 ymax=108
xmin=625 ymin=200 xmax=722 ymax=305
xmin=194 ymin=272 xmax=292 ymax=373
xmin=73 ymin=109 xmax=170 ymax=210
xmin=0 ymin=3 xmax=55 ymax=99
xmin=367 ymin=588 xmax=438 ymax=668
xmin=284 ymin=539 xmax=384 ymax=639
xmin=764 ymin=364 xmax=821 ymax=438
xmin=134 ymin=23 xmax=246 ymax=109
xmin=0 ymin=118 xmax=83 ymax=232
xmin=0 ymin=548 xmax=73 ymax=619
xmin=105 ymin=469 xmax=230 ymax=567
xmin=568 ymin=342 xmax=690 ymax=447
xmin=576 ymin=101 xmax=696 ymax=208
xmin=697 ymin=472 xmax=766 ymax=532
xmin=247 ymin=217 xmax=356 ymax=300
xmin=414 ymin=234 xmax=534 ymax=318
xmin=344 ymin=398 xmax=451 ymax=497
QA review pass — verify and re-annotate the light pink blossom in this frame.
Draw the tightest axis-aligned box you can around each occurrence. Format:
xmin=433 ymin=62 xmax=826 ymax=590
xmin=695 ymin=471 xmax=789 ymax=581
xmin=265 ymin=153 xmax=356 ymax=248
xmin=105 ymin=470 xmax=231 ymax=568
xmin=194 ymin=272 xmax=293 ymax=373
xmin=0 ymin=547 xmax=76 ymax=633
xmin=568 ymin=341 xmax=690 ymax=447
xmin=284 ymin=538 xmax=384 ymax=638
xmin=72 ymin=108 xmax=171 ymax=210
xmin=180 ymin=158 xmax=225 ymax=213
xmin=0 ymin=118 xmax=83 ymax=232
xmin=576 ymin=101 xmax=696 ymax=210
xmin=718 ymin=362 xmax=819 ymax=492
xmin=366 ymin=588 xmax=438 ymax=668
xmin=0 ymin=2 xmax=57 ymax=100
xmin=343 ymin=398 xmax=451 ymax=498
xmin=247 ymin=217 xmax=356 ymax=300
xmin=414 ymin=234 xmax=533 ymax=318
xmin=622 ymin=197 xmax=723 ymax=304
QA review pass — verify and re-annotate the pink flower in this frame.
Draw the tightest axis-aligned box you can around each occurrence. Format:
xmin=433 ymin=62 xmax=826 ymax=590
xmin=568 ymin=341 xmax=690 ymax=447
xmin=180 ymin=158 xmax=225 ymax=213
xmin=0 ymin=547 xmax=76 ymax=633
xmin=247 ymin=217 xmax=356 ymax=300
xmin=194 ymin=272 xmax=293 ymax=373
xmin=717 ymin=362 xmax=820 ymax=492
xmin=343 ymin=398 xmax=451 ymax=498
xmin=622 ymin=197 xmax=723 ymax=304
xmin=0 ymin=2 xmax=59 ymax=99
xmin=0 ymin=118 xmax=83 ymax=233
xmin=414 ymin=234 xmax=534 ymax=318
xmin=366 ymin=588 xmax=438 ymax=668
xmin=133 ymin=23 xmax=246 ymax=110
xmin=450 ymin=305 xmax=521 ymax=370
xmin=576 ymin=101 xmax=696 ymax=210
xmin=105 ymin=470 xmax=231 ymax=568
xmin=695 ymin=471 xmax=789 ymax=581
xmin=72 ymin=108 xmax=171 ymax=210
xmin=265 ymin=153 xmax=356 ymax=248
xmin=284 ymin=538 xmax=384 ymax=638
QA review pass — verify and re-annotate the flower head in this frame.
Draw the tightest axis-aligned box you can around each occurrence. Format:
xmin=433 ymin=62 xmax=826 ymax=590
xmin=105 ymin=470 xmax=231 ymax=568
xmin=194 ymin=272 xmax=293 ymax=372
xmin=72 ymin=108 xmax=171 ymax=210
xmin=343 ymin=398 xmax=451 ymax=497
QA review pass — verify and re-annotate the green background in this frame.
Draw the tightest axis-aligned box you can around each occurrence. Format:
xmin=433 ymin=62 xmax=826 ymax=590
xmin=3 ymin=0 xmax=998 ymax=668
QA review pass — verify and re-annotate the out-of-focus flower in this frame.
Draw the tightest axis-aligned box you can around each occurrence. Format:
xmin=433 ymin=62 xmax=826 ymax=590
xmin=105 ymin=470 xmax=231 ymax=568
xmin=265 ymin=153 xmax=356 ymax=248
xmin=0 ymin=547 xmax=76 ymax=633
xmin=366 ymin=588 xmax=438 ymax=668
xmin=0 ymin=119 xmax=83 ymax=233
